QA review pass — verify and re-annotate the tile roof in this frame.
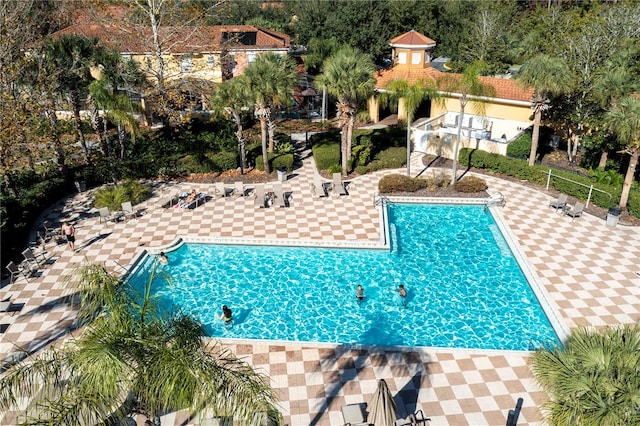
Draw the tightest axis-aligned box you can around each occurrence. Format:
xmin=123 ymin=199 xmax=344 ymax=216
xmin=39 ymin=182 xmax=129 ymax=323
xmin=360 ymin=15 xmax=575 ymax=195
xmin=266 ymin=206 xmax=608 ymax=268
xmin=375 ymin=66 xmax=533 ymax=103
xmin=50 ymin=24 xmax=290 ymax=54
xmin=390 ymin=30 xmax=436 ymax=46
xmin=375 ymin=67 xmax=443 ymax=90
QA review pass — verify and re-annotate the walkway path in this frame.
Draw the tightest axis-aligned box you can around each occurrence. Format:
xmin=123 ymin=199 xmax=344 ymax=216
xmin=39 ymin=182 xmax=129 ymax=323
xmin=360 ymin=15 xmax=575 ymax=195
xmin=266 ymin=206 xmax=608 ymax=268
xmin=1 ymin=137 xmax=639 ymax=425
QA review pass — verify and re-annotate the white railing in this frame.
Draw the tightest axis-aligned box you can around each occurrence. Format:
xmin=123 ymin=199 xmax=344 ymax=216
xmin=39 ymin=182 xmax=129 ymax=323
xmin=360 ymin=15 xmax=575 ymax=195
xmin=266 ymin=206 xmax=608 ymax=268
xmin=545 ymin=169 xmax=612 ymax=207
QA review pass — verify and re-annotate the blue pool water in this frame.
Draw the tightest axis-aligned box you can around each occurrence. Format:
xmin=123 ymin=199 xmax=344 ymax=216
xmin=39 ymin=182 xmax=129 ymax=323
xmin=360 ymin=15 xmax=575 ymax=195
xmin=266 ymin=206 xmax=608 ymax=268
xmin=127 ymin=204 xmax=559 ymax=351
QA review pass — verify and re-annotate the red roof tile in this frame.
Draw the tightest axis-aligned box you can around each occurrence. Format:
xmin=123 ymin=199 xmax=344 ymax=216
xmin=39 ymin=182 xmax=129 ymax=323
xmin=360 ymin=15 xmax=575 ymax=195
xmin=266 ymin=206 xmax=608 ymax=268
xmin=390 ymin=30 xmax=436 ymax=47
xmin=375 ymin=66 xmax=533 ymax=103
xmin=51 ymin=24 xmax=290 ymax=54
xmin=375 ymin=66 xmax=444 ymax=90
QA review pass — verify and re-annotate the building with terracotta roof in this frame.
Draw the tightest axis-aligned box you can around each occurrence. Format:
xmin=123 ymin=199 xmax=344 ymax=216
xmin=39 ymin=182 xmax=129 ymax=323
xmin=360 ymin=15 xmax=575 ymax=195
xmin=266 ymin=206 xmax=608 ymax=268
xmin=370 ymin=30 xmax=534 ymax=159
xmin=50 ymin=22 xmax=290 ymax=85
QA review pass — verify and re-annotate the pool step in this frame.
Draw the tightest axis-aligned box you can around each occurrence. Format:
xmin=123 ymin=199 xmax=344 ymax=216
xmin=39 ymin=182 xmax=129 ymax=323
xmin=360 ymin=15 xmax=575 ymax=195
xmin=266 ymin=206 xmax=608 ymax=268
xmin=389 ymin=223 xmax=400 ymax=254
xmin=489 ymin=224 xmax=512 ymax=257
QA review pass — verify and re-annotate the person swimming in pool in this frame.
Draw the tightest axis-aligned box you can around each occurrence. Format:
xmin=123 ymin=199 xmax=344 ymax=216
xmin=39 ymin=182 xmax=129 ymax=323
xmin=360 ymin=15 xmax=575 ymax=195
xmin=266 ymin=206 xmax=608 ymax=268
xmin=396 ymin=284 xmax=407 ymax=306
xmin=159 ymin=252 xmax=168 ymax=265
xmin=356 ymin=285 xmax=364 ymax=303
xmin=220 ymin=305 xmax=233 ymax=324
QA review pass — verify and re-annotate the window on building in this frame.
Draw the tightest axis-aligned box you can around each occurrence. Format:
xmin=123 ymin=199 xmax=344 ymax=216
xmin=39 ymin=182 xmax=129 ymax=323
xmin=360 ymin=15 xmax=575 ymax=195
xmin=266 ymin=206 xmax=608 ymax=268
xmin=247 ymin=52 xmax=257 ymax=64
xmin=411 ymin=52 xmax=421 ymax=65
xmin=398 ymin=52 xmax=407 ymax=64
xmin=207 ymin=55 xmax=215 ymax=67
xmin=121 ymin=54 xmax=131 ymax=61
xmin=180 ymin=56 xmax=193 ymax=73
xmin=424 ymin=53 xmax=431 ymax=64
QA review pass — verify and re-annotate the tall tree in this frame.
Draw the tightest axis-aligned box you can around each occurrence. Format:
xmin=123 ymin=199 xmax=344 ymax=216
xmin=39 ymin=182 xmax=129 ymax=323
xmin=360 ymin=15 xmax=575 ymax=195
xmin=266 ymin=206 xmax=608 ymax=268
xmin=44 ymin=35 xmax=105 ymax=164
xmin=315 ymin=46 xmax=375 ymax=176
xmin=127 ymin=0 xmax=226 ymax=123
xmin=437 ymin=61 xmax=496 ymax=185
xmin=603 ymin=95 xmax=640 ymax=210
xmin=0 ymin=263 xmax=278 ymax=425
xmin=530 ymin=324 xmax=640 ymax=425
xmin=380 ymin=79 xmax=438 ymax=177
xmin=591 ymin=46 xmax=640 ymax=168
xmin=243 ymin=52 xmax=297 ymax=173
xmin=211 ymin=76 xmax=252 ymax=174
xmin=516 ymin=54 xmax=571 ymax=166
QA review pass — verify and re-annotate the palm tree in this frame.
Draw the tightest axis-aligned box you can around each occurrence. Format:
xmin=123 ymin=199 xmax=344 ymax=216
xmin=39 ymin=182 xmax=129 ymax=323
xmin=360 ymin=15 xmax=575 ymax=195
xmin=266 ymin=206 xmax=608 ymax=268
xmin=88 ymin=80 xmax=141 ymax=184
xmin=603 ymin=95 xmax=640 ymax=209
xmin=244 ymin=52 xmax=297 ymax=173
xmin=516 ymin=54 xmax=571 ymax=166
xmin=437 ymin=61 xmax=496 ymax=185
xmin=211 ymin=76 xmax=252 ymax=174
xmin=380 ymin=79 xmax=439 ymax=176
xmin=315 ymin=46 xmax=375 ymax=176
xmin=0 ymin=263 xmax=278 ymax=425
xmin=44 ymin=35 xmax=104 ymax=164
xmin=530 ymin=324 xmax=640 ymax=425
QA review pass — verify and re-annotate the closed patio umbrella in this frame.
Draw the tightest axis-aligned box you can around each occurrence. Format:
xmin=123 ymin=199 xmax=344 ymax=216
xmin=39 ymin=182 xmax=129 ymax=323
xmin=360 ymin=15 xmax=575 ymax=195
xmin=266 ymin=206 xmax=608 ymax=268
xmin=368 ymin=379 xmax=397 ymax=426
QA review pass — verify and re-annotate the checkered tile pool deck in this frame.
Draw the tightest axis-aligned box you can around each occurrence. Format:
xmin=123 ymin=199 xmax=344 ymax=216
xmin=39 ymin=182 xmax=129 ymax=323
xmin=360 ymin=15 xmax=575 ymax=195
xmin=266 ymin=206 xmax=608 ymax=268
xmin=2 ymin=134 xmax=639 ymax=425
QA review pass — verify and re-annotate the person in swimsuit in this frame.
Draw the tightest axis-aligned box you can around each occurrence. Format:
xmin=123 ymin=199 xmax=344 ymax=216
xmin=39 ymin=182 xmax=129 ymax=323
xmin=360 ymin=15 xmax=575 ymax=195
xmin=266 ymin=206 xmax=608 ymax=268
xmin=159 ymin=252 xmax=168 ymax=265
xmin=356 ymin=285 xmax=364 ymax=303
xmin=60 ymin=222 xmax=75 ymax=251
xmin=396 ymin=284 xmax=407 ymax=306
xmin=220 ymin=305 xmax=233 ymax=325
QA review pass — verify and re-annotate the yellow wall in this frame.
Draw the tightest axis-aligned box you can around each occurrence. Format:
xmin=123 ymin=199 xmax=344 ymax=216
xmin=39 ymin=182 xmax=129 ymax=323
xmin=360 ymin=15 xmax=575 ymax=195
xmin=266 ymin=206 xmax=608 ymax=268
xmin=131 ymin=53 xmax=224 ymax=84
xmin=432 ymin=97 xmax=532 ymax=123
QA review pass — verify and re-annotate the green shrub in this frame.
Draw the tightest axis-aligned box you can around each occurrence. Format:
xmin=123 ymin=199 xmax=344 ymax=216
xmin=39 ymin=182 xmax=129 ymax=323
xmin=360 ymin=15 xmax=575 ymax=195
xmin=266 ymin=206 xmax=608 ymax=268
xmin=274 ymin=133 xmax=294 ymax=154
xmin=458 ymin=148 xmax=640 ymax=217
xmin=312 ymin=142 xmax=340 ymax=171
xmin=254 ymin=152 xmax=294 ymax=173
xmin=378 ymin=174 xmax=429 ymax=193
xmin=454 ymin=176 xmax=488 ymax=193
xmin=94 ymin=180 xmax=150 ymax=211
xmin=328 ymin=164 xmax=342 ymax=175
xmin=507 ymin=132 xmax=532 ymax=159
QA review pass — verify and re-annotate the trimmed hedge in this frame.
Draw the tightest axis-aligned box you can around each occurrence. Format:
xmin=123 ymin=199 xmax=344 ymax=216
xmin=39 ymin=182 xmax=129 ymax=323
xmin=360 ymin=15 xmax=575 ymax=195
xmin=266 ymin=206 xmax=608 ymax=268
xmin=254 ymin=152 xmax=295 ymax=173
xmin=379 ymin=174 xmax=429 ymax=193
xmin=459 ymin=148 xmax=640 ymax=217
xmin=454 ymin=176 xmax=488 ymax=193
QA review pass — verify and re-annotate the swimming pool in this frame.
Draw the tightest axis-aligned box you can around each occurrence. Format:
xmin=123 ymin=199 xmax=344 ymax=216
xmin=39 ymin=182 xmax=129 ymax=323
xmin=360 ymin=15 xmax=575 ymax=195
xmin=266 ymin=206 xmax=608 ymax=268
xmin=127 ymin=203 xmax=559 ymax=351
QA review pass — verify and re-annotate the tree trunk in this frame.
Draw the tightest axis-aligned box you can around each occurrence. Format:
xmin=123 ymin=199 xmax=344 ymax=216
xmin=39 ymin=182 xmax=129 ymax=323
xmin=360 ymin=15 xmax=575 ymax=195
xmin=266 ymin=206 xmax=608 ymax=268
xmin=451 ymin=104 xmax=466 ymax=185
xmin=406 ymin=115 xmax=412 ymax=177
xmin=619 ymin=149 xmax=638 ymax=209
xmin=118 ymin=124 xmax=126 ymax=159
xmin=528 ymin=109 xmax=541 ymax=167
xmin=598 ymin=149 xmax=609 ymax=169
xmin=72 ymin=91 xmax=90 ymax=164
xmin=267 ymin=116 xmax=276 ymax=152
xmin=345 ymin=115 xmax=355 ymax=174
xmin=260 ymin=117 xmax=270 ymax=173
xmin=234 ymin=111 xmax=246 ymax=174
xmin=341 ymin=124 xmax=349 ymax=176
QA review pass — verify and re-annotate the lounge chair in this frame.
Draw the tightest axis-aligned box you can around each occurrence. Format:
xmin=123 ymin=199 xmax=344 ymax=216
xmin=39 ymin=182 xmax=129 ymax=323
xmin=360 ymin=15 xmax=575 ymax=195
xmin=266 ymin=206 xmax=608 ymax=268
xmin=313 ymin=175 xmax=327 ymax=198
xmin=121 ymin=201 xmax=138 ymax=220
xmin=233 ymin=181 xmax=245 ymax=197
xmin=273 ymin=183 xmax=287 ymax=208
xmin=341 ymin=403 xmax=370 ymax=426
xmin=254 ymin=184 xmax=266 ymax=208
xmin=393 ymin=395 xmax=430 ymax=426
xmin=0 ymin=298 xmax=24 ymax=316
xmin=565 ymin=201 xmax=584 ymax=221
xmin=549 ymin=194 xmax=568 ymax=212
xmin=98 ymin=207 xmax=121 ymax=223
xmin=6 ymin=261 xmax=30 ymax=283
xmin=22 ymin=247 xmax=46 ymax=268
xmin=332 ymin=173 xmax=348 ymax=196
xmin=215 ymin=182 xmax=230 ymax=198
